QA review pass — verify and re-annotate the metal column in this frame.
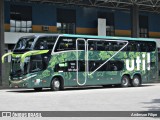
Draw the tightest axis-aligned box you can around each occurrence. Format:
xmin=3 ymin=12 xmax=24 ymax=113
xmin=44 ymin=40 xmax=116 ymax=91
xmin=131 ymin=5 xmax=139 ymax=38
xmin=0 ymin=0 xmax=5 ymax=86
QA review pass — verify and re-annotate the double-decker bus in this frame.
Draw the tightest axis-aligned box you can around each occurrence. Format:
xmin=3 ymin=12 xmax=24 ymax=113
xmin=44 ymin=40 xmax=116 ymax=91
xmin=2 ymin=34 xmax=158 ymax=91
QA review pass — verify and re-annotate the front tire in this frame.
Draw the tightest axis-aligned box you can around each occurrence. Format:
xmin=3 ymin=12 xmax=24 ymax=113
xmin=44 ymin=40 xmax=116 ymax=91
xmin=131 ymin=75 xmax=141 ymax=87
xmin=51 ymin=78 xmax=61 ymax=91
xmin=121 ymin=75 xmax=130 ymax=87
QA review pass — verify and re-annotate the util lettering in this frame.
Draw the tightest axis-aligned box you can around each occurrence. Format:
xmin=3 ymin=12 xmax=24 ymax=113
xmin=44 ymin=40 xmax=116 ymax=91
xmin=126 ymin=53 xmax=150 ymax=71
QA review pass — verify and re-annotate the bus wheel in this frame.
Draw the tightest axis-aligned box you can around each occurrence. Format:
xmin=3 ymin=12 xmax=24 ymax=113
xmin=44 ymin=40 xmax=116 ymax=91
xmin=51 ymin=78 xmax=61 ymax=91
xmin=121 ymin=75 xmax=130 ymax=87
xmin=131 ymin=75 xmax=141 ymax=87
xmin=34 ymin=88 xmax=42 ymax=91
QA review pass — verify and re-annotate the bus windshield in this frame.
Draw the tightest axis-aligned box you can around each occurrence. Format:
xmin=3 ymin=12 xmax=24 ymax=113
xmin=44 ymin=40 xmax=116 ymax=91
xmin=10 ymin=56 xmax=30 ymax=78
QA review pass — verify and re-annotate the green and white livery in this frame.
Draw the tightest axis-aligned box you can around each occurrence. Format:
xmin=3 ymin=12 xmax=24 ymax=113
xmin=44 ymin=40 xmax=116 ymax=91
xmin=2 ymin=34 xmax=158 ymax=91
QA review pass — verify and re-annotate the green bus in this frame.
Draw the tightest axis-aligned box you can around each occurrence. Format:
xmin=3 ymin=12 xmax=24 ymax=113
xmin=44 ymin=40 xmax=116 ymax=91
xmin=2 ymin=34 xmax=158 ymax=91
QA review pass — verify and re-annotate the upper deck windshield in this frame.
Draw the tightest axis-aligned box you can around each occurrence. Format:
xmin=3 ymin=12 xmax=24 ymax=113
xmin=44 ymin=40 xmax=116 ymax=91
xmin=14 ymin=37 xmax=35 ymax=51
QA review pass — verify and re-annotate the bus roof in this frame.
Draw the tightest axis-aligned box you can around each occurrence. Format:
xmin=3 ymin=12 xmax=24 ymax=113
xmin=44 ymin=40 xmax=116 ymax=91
xmin=63 ymin=34 xmax=157 ymax=42
xmin=23 ymin=34 xmax=157 ymax=42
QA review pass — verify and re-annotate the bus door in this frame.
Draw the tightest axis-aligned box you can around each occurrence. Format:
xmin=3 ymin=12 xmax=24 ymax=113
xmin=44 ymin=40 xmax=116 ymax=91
xmin=76 ymin=39 xmax=87 ymax=86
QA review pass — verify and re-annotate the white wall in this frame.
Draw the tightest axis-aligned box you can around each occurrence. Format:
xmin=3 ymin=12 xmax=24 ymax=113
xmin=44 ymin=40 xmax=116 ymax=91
xmin=4 ymin=32 xmax=42 ymax=44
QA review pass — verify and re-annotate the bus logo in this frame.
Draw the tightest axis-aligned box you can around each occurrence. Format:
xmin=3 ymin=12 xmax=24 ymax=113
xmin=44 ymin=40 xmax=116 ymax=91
xmin=126 ymin=53 xmax=150 ymax=71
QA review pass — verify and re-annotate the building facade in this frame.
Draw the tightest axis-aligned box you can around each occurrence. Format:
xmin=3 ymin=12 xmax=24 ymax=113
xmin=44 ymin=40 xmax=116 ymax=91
xmin=3 ymin=1 xmax=160 ymax=50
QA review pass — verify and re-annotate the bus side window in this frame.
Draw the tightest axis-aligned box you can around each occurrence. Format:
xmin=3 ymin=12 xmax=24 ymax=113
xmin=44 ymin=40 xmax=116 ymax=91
xmin=77 ymin=41 xmax=85 ymax=50
xmin=107 ymin=61 xmax=124 ymax=71
xmin=105 ymin=43 xmax=109 ymax=51
xmin=97 ymin=41 xmax=105 ymax=51
xmin=116 ymin=61 xmax=124 ymax=71
xmin=136 ymin=42 xmax=141 ymax=52
xmin=88 ymin=41 xmax=96 ymax=51
xmin=139 ymin=42 xmax=147 ymax=52
xmin=55 ymin=37 xmax=76 ymax=52
xmin=108 ymin=42 xmax=112 ymax=51
xmin=34 ymin=36 xmax=56 ymax=50
xmin=120 ymin=43 xmax=127 ymax=51
xmin=127 ymin=41 xmax=136 ymax=51
xmin=89 ymin=61 xmax=96 ymax=71
xmin=89 ymin=45 xmax=95 ymax=50
xmin=116 ymin=42 xmax=121 ymax=51
xmin=30 ymin=55 xmax=43 ymax=72
xmin=112 ymin=42 xmax=116 ymax=51
xmin=147 ymin=42 xmax=156 ymax=52
xmin=78 ymin=61 xmax=85 ymax=71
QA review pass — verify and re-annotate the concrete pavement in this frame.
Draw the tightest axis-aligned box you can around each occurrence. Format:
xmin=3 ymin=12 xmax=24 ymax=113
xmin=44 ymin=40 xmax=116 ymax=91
xmin=0 ymin=83 xmax=160 ymax=119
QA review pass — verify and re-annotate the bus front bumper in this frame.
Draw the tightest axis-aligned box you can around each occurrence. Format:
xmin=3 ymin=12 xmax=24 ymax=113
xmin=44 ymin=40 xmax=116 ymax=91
xmin=9 ymin=80 xmax=28 ymax=88
xmin=9 ymin=74 xmax=37 ymax=88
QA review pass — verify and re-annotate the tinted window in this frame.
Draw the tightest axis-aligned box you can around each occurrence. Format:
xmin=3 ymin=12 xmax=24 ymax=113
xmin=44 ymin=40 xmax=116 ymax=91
xmin=89 ymin=60 xmax=124 ymax=71
xmin=88 ymin=41 xmax=125 ymax=51
xmin=147 ymin=42 xmax=156 ymax=52
xmin=15 ymin=37 xmax=35 ymax=50
xmin=140 ymin=42 xmax=147 ymax=52
xmin=96 ymin=41 xmax=105 ymax=51
xmin=77 ymin=41 xmax=85 ymax=50
xmin=34 ymin=36 xmax=57 ymax=50
xmin=54 ymin=60 xmax=124 ymax=72
xmin=123 ymin=41 xmax=156 ymax=52
xmin=30 ymin=55 xmax=43 ymax=72
xmin=88 ymin=41 xmax=96 ymax=51
xmin=55 ymin=37 xmax=76 ymax=52
xmin=127 ymin=41 xmax=136 ymax=51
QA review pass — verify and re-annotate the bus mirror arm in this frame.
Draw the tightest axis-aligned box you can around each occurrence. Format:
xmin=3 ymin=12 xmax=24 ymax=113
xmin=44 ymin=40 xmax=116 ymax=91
xmin=1 ymin=52 xmax=13 ymax=63
xmin=20 ymin=50 xmax=49 ymax=63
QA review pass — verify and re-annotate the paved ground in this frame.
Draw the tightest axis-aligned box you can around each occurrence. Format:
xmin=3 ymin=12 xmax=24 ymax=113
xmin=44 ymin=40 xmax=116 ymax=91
xmin=0 ymin=83 xmax=160 ymax=120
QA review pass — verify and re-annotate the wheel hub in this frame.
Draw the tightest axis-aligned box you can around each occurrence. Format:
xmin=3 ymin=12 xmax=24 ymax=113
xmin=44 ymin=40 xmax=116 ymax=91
xmin=54 ymin=81 xmax=60 ymax=88
xmin=134 ymin=78 xmax=139 ymax=85
xmin=123 ymin=78 xmax=128 ymax=85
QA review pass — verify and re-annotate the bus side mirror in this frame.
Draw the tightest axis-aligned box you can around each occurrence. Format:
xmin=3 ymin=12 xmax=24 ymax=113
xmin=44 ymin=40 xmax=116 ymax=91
xmin=1 ymin=52 xmax=13 ymax=63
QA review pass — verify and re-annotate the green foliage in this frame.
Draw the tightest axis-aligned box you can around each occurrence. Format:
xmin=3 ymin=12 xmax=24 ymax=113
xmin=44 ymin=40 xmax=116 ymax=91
xmin=42 ymin=70 xmax=51 ymax=78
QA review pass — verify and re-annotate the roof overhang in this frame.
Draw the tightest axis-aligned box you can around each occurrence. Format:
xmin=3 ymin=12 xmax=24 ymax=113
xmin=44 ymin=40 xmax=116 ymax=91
xmin=7 ymin=0 xmax=160 ymax=13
